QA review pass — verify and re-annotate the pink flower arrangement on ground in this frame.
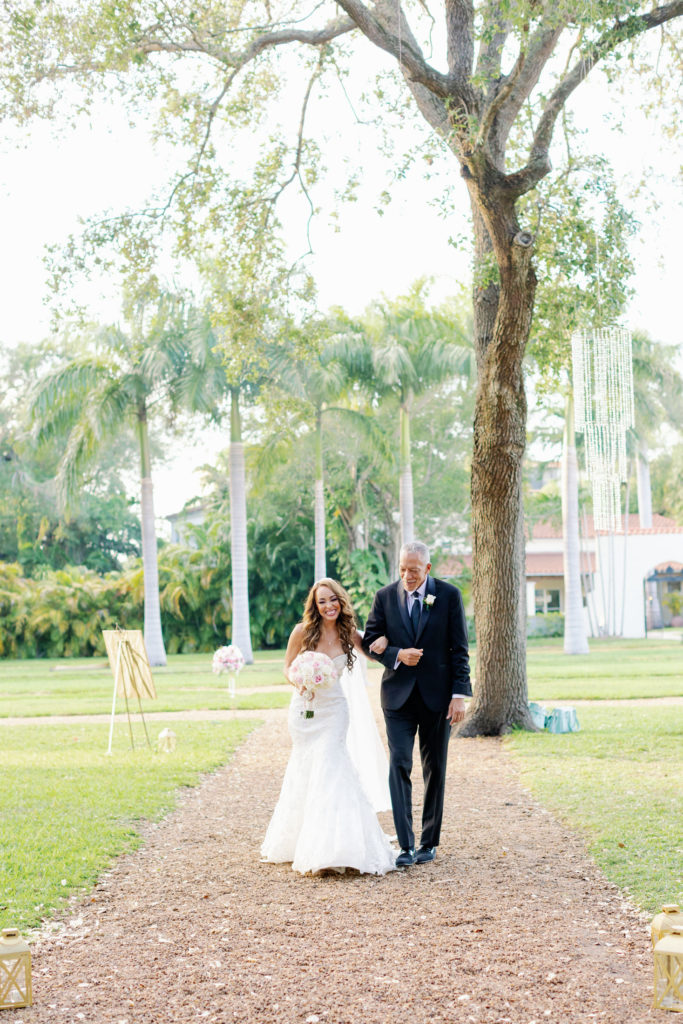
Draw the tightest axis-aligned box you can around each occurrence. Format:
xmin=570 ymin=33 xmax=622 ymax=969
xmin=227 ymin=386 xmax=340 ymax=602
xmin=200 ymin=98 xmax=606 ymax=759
xmin=212 ymin=645 xmax=245 ymax=675
xmin=289 ymin=651 xmax=335 ymax=710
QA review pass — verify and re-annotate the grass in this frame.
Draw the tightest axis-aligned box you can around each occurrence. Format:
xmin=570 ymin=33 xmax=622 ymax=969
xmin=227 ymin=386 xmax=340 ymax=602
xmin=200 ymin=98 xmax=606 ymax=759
xmin=525 ymin=636 xmax=683 ymax=701
xmin=0 ymin=718 xmax=259 ymax=933
xmin=0 ymin=651 xmax=291 ymax=718
xmin=4 ymin=639 xmax=682 ymax=719
xmin=506 ymin=704 xmax=683 ymax=914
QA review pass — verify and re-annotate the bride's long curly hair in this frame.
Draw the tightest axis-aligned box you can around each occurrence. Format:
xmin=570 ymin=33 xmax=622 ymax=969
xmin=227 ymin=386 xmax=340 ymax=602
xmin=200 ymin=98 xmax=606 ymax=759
xmin=300 ymin=578 xmax=357 ymax=671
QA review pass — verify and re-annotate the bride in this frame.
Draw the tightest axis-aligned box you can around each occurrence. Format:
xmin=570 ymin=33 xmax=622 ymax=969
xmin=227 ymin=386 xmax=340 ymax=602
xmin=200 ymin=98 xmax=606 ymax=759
xmin=260 ymin=578 xmax=395 ymax=876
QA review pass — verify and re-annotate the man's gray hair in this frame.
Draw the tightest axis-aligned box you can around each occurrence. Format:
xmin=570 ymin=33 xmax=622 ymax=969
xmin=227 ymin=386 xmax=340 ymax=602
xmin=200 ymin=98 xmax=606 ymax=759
xmin=400 ymin=540 xmax=431 ymax=564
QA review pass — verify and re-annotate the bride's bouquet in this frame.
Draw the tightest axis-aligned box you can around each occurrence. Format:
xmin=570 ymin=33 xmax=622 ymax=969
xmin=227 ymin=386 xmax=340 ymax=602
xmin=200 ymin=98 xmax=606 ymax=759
xmin=289 ymin=650 xmax=336 ymax=719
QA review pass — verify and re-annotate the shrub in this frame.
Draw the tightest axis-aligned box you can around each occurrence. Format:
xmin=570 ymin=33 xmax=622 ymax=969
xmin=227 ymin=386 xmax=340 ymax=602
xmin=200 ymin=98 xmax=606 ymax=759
xmin=527 ymin=612 xmax=565 ymax=638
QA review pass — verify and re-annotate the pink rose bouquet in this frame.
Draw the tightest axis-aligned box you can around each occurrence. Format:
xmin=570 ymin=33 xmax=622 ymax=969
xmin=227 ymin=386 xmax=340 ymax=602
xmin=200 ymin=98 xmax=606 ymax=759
xmin=212 ymin=645 xmax=245 ymax=674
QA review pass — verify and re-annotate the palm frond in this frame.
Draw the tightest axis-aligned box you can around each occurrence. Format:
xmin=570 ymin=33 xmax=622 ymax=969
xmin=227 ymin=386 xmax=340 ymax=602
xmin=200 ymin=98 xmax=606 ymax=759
xmin=30 ymin=358 xmax=112 ymax=443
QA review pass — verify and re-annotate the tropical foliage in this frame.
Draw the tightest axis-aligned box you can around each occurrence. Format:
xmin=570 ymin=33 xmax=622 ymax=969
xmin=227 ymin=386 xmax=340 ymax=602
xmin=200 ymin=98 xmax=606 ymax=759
xmin=0 ymin=343 xmax=141 ymax=576
xmin=27 ymin=294 xmax=201 ymax=665
xmin=0 ymin=283 xmax=478 ymax=660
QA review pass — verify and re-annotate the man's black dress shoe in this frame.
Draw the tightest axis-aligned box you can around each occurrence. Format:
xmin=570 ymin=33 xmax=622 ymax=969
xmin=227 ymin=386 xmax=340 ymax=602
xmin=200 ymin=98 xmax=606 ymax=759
xmin=415 ymin=845 xmax=436 ymax=864
xmin=395 ymin=848 xmax=416 ymax=867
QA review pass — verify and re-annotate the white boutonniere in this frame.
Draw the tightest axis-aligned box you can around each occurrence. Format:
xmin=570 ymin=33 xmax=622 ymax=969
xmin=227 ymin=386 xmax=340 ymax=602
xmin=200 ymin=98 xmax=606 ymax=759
xmin=424 ymin=594 xmax=436 ymax=607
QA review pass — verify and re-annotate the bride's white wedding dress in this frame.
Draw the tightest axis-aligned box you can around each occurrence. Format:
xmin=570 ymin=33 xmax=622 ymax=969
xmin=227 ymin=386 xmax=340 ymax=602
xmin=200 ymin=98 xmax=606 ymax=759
xmin=261 ymin=654 xmax=395 ymax=875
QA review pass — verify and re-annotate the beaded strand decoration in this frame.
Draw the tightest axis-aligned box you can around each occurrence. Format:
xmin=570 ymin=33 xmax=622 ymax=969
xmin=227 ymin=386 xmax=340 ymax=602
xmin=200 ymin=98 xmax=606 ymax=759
xmin=571 ymin=325 xmax=634 ymax=532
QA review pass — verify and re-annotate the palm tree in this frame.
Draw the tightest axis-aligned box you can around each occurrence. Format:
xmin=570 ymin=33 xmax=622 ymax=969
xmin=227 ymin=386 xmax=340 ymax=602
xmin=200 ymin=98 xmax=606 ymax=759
xmin=333 ymin=288 xmax=473 ymax=549
xmin=561 ymin=393 xmax=590 ymax=654
xmin=266 ymin=342 xmax=346 ymax=580
xmin=265 ymin=332 xmax=389 ymax=582
xmin=631 ymin=331 xmax=683 ymax=528
xmin=29 ymin=294 xmax=189 ymax=666
xmin=173 ymin=307 xmax=272 ymax=662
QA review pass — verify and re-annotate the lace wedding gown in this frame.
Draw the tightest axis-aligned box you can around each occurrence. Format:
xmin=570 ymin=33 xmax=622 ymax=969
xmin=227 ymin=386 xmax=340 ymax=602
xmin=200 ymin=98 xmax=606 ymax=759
xmin=261 ymin=654 xmax=395 ymax=875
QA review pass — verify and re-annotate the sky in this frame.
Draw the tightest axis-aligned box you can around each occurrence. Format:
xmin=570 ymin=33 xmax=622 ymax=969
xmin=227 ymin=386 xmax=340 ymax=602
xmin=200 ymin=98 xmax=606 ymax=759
xmin=1 ymin=39 xmax=681 ymax=518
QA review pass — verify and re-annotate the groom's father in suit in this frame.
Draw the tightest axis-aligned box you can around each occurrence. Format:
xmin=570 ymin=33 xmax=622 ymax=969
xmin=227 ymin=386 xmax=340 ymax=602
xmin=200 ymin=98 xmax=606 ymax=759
xmin=362 ymin=540 xmax=471 ymax=867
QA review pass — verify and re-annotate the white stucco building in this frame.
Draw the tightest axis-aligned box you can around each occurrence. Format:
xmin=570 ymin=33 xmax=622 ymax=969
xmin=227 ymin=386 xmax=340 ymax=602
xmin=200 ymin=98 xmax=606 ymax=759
xmin=525 ymin=514 xmax=683 ymax=638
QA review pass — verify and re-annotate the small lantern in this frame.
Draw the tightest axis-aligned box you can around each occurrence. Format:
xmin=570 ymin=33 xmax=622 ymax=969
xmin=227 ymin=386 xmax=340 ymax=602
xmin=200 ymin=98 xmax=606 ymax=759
xmin=652 ymin=906 xmax=683 ymax=948
xmin=0 ymin=928 xmax=32 ymax=1009
xmin=653 ymin=925 xmax=683 ymax=1012
xmin=157 ymin=728 xmax=177 ymax=753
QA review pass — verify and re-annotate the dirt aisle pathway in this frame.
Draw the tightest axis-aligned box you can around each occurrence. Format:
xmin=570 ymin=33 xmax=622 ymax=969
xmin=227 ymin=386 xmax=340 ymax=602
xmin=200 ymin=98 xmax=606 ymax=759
xmin=16 ymin=708 xmax=655 ymax=1024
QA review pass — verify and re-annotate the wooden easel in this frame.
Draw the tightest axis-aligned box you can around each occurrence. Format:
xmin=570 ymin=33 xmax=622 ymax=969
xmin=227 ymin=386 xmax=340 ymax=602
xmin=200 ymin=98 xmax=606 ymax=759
xmin=102 ymin=629 xmax=157 ymax=755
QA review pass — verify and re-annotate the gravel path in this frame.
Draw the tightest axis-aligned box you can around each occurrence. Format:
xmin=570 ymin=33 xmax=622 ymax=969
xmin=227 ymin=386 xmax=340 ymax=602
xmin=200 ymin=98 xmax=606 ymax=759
xmin=15 ymin=699 xmax=656 ymax=1024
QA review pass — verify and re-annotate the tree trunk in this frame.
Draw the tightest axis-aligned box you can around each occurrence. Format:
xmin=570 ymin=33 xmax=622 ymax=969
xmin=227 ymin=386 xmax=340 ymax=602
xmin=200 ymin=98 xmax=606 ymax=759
xmin=314 ymin=410 xmax=326 ymax=580
xmin=229 ymin=388 xmax=253 ymax=663
xmin=636 ymin=438 xmax=653 ymax=528
xmin=562 ymin=394 xmax=589 ymax=654
xmin=399 ymin=398 xmax=414 ymax=546
xmin=137 ymin=409 xmax=166 ymax=667
xmin=459 ymin=197 xmax=536 ymax=735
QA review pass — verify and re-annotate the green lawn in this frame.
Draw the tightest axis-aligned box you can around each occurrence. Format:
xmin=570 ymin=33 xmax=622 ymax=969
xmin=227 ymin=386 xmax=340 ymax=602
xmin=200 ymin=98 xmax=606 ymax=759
xmin=525 ymin=636 xmax=683 ymax=700
xmin=0 ymin=651 xmax=291 ymax=718
xmin=0 ymin=719 xmax=259 ymax=933
xmin=4 ymin=639 xmax=681 ymax=719
xmin=506 ymin=704 xmax=683 ymax=913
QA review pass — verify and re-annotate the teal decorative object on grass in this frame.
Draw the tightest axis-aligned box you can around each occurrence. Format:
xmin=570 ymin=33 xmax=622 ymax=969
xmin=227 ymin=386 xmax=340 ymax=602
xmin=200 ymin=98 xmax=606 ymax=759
xmin=545 ymin=707 xmax=580 ymax=733
xmin=528 ymin=702 xmax=548 ymax=730
xmin=527 ymin=703 xmax=580 ymax=733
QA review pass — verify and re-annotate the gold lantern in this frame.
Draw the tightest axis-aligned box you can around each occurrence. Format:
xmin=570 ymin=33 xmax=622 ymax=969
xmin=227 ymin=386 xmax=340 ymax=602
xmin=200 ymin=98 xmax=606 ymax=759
xmin=653 ymin=906 xmax=683 ymax=948
xmin=0 ymin=928 xmax=32 ymax=1010
xmin=653 ymin=925 xmax=683 ymax=1012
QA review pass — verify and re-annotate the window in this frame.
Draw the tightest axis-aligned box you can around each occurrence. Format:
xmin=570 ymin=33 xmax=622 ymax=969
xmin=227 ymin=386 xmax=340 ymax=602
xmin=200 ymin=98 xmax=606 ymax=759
xmin=534 ymin=588 xmax=561 ymax=614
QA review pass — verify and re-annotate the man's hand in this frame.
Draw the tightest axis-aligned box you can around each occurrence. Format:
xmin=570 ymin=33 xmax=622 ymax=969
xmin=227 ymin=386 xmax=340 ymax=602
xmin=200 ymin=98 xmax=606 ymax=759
xmin=368 ymin=635 xmax=389 ymax=655
xmin=397 ymin=647 xmax=423 ymax=666
xmin=447 ymin=697 xmax=466 ymax=725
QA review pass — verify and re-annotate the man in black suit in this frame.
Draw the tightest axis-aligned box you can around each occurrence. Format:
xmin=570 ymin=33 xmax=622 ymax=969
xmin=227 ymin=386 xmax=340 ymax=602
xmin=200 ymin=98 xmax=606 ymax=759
xmin=362 ymin=540 xmax=471 ymax=867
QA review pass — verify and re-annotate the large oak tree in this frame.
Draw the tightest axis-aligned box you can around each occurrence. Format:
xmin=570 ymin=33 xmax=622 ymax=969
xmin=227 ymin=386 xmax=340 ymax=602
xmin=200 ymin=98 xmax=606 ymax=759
xmin=3 ymin=0 xmax=682 ymax=731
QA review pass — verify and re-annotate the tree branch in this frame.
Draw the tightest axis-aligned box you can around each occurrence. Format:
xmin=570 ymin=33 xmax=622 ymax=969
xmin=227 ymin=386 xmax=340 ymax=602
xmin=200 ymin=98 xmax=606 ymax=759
xmin=494 ymin=18 xmax=566 ymax=147
xmin=44 ymin=15 xmax=356 ymax=86
xmin=333 ymin=0 xmax=453 ymax=97
xmin=445 ymin=0 xmax=474 ymax=85
xmin=506 ymin=0 xmax=683 ymax=197
xmin=474 ymin=0 xmax=510 ymax=85
xmin=530 ymin=0 xmax=683 ymax=165
xmin=474 ymin=44 xmax=525 ymax=151
xmin=135 ymin=15 xmax=357 ymax=68
xmin=269 ymin=51 xmax=326 ymax=257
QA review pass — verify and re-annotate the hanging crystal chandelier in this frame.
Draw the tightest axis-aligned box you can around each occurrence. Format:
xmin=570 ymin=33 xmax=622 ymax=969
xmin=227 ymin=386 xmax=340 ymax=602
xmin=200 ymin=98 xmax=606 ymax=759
xmin=571 ymin=326 xmax=634 ymax=532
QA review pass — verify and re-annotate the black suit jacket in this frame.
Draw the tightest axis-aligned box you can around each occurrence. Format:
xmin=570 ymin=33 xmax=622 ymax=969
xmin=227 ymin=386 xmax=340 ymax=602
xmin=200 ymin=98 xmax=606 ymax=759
xmin=362 ymin=575 xmax=471 ymax=712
